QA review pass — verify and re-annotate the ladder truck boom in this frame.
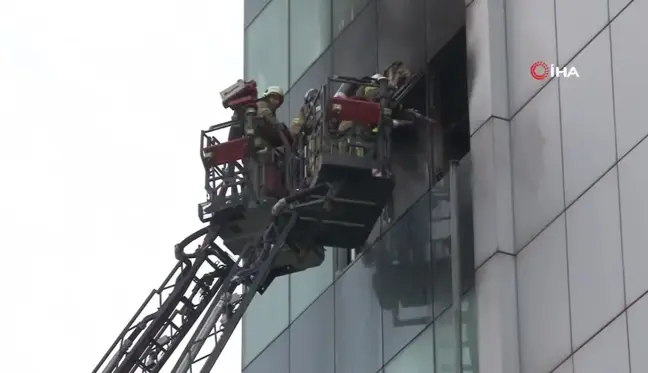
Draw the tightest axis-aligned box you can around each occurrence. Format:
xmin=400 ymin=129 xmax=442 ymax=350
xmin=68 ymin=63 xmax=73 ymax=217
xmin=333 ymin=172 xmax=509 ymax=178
xmin=170 ymin=213 xmax=298 ymax=373
xmin=92 ymin=211 xmax=298 ymax=373
xmin=93 ymin=226 xmax=226 ymax=373
xmin=93 ymin=74 xmax=404 ymax=373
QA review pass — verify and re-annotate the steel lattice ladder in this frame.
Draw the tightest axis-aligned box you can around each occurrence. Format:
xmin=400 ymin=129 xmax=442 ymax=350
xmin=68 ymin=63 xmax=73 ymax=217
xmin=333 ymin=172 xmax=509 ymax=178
xmin=92 ymin=211 xmax=298 ymax=373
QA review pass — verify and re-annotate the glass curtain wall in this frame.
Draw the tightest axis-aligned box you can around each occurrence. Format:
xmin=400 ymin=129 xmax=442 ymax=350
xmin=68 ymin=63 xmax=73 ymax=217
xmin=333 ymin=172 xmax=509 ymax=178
xmin=243 ymin=155 xmax=478 ymax=373
xmin=242 ymin=1 xmax=474 ymax=371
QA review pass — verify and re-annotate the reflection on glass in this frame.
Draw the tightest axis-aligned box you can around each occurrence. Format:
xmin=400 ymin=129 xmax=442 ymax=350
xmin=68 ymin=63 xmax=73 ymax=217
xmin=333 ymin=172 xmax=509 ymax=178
xmin=288 ymin=49 xmax=332 ymax=120
xmin=431 ymin=176 xmax=452 ymax=316
xmin=457 ymin=155 xmax=476 ymax=291
xmin=335 ymin=246 xmax=383 ymax=373
xmin=461 ymin=291 xmax=479 ymax=373
xmin=379 ymin=193 xmax=434 ymax=362
xmin=289 ymin=0 xmax=331 ymax=85
xmin=242 ymin=275 xmax=289 ymax=366
xmin=433 ymin=292 xmax=479 ymax=373
xmin=434 ymin=307 xmax=456 ymax=373
xmin=376 ymin=0 xmax=426 ymax=71
xmin=289 ymin=247 xmax=334 ymax=321
xmin=332 ymin=1 xmax=377 ymax=78
xmin=244 ymin=0 xmax=289 ymax=92
xmin=367 ymin=215 xmax=383 ymax=246
xmin=332 ymin=0 xmax=371 ymax=37
xmin=384 ymin=323 xmax=434 ymax=373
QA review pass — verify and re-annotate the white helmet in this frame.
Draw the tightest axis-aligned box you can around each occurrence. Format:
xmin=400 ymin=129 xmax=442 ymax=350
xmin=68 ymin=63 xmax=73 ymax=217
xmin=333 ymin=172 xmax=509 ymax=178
xmin=371 ymin=73 xmax=387 ymax=81
xmin=263 ymin=86 xmax=285 ymax=99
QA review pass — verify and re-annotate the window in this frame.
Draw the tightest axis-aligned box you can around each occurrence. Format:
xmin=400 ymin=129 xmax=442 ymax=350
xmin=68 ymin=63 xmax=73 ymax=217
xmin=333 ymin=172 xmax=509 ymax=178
xmin=381 ymin=193 xmax=434 ymax=362
xmin=461 ymin=291 xmax=479 ymax=373
xmin=434 ymin=308 xmax=457 ymax=372
xmin=457 ymin=155 xmax=476 ymax=291
xmin=332 ymin=1 xmax=377 ymax=78
xmin=289 ymin=248 xmax=334 ymax=321
xmin=288 ymin=49 xmax=332 ymax=118
xmin=244 ymin=0 xmax=289 ymax=93
xmin=377 ymin=0 xmax=426 ymax=72
xmin=332 ymin=0 xmax=371 ymax=37
xmin=289 ymin=288 xmax=335 ymax=373
xmin=334 ymin=246 xmax=383 ymax=373
xmin=242 ymin=328 xmax=289 ymax=373
xmin=384 ymin=323 xmax=435 ymax=373
xmin=242 ymin=275 xmax=289 ymax=366
xmin=399 ymin=27 xmax=468 ymax=199
xmin=389 ymin=75 xmax=431 ymax=220
xmin=431 ymin=176 xmax=453 ymax=316
xmin=429 ymin=29 xmax=470 ymax=162
xmin=426 ymin=0 xmax=465 ymax=59
xmin=433 ymin=293 xmax=479 ymax=373
xmin=289 ymin=0 xmax=331 ymax=85
xmin=244 ymin=0 xmax=271 ymax=28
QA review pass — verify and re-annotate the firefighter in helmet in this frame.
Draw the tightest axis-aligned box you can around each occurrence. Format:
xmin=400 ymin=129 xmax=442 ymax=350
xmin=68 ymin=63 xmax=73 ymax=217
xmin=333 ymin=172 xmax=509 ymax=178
xmin=335 ymin=61 xmax=414 ymax=133
xmin=335 ymin=73 xmax=387 ymax=134
xmin=381 ymin=61 xmax=428 ymax=126
xmin=289 ymin=88 xmax=321 ymax=187
xmin=290 ymin=88 xmax=320 ymax=138
xmin=383 ymin=61 xmax=445 ymax=179
xmin=384 ymin=61 xmax=412 ymax=91
xmin=254 ymin=85 xmax=287 ymax=152
xmin=250 ymin=85 xmax=290 ymax=198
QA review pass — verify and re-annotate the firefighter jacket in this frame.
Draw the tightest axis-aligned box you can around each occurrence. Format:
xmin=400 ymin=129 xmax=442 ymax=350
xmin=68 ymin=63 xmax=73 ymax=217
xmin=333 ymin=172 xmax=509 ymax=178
xmin=254 ymin=99 xmax=281 ymax=148
xmin=256 ymin=99 xmax=281 ymax=127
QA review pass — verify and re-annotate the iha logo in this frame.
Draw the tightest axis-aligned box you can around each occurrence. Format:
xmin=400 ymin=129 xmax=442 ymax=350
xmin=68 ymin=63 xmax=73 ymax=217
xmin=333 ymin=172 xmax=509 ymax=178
xmin=530 ymin=61 xmax=580 ymax=80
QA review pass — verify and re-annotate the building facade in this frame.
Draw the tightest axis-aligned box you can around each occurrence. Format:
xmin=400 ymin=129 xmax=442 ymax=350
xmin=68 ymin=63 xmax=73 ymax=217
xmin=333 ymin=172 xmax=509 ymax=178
xmin=471 ymin=0 xmax=648 ymax=372
xmin=243 ymin=0 xmax=648 ymax=372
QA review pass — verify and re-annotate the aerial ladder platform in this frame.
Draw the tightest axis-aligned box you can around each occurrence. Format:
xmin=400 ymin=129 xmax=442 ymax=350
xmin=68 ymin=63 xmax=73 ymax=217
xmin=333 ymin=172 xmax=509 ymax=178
xmin=92 ymin=73 xmax=406 ymax=373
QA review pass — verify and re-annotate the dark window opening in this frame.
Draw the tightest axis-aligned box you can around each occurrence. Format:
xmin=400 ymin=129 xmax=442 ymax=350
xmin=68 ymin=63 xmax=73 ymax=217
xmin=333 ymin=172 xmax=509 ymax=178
xmin=333 ymin=28 xmax=471 ymax=272
xmin=392 ymin=73 xmax=428 ymax=142
xmin=384 ymin=27 xmax=470 ymax=180
xmin=429 ymin=27 xmax=470 ymax=163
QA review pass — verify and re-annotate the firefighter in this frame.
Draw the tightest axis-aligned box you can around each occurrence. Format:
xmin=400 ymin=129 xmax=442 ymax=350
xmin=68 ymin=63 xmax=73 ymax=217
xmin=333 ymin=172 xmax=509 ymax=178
xmin=290 ymin=88 xmax=319 ymax=137
xmin=254 ymin=85 xmax=286 ymax=151
xmin=290 ymin=88 xmax=321 ymax=187
xmin=331 ymin=61 xmax=412 ymax=133
xmin=251 ymin=85 xmax=289 ymax=198
xmin=227 ymin=85 xmax=287 ymax=149
xmin=382 ymin=62 xmax=445 ymax=178
xmin=384 ymin=60 xmax=412 ymax=90
xmin=381 ymin=61 xmax=426 ymax=126
xmin=336 ymin=74 xmax=386 ymax=134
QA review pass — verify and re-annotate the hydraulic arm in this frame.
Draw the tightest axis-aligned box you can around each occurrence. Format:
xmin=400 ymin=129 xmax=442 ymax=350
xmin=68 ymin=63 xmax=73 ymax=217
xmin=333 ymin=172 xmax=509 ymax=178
xmin=92 ymin=211 xmax=297 ymax=373
xmin=169 ymin=213 xmax=297 ymax=373
xmin=92 ymin=226 xmax=223 ymax=373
